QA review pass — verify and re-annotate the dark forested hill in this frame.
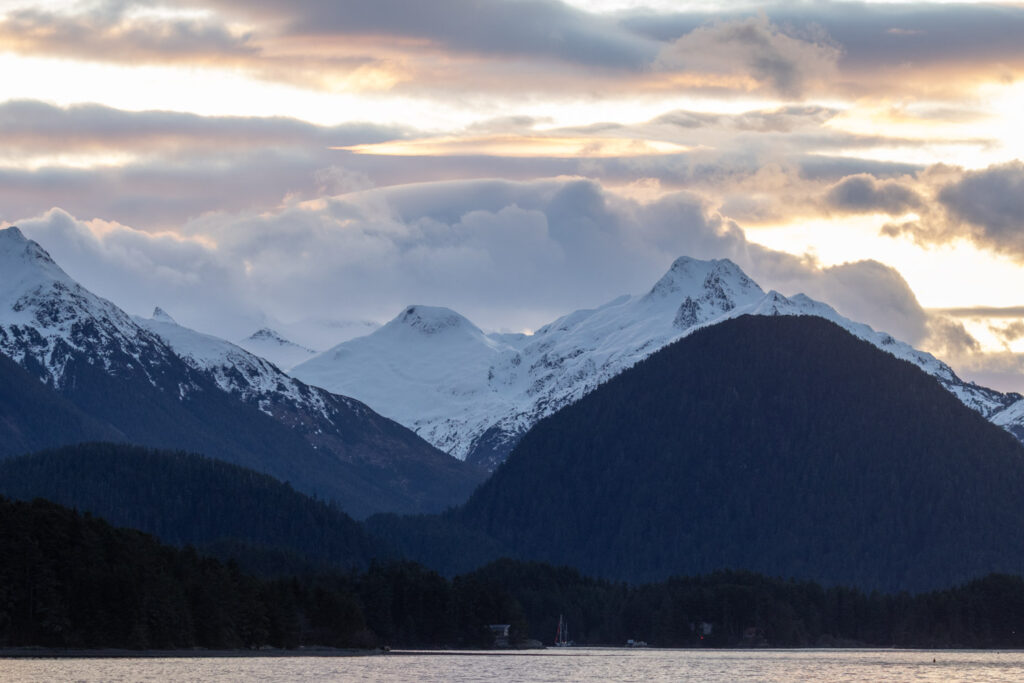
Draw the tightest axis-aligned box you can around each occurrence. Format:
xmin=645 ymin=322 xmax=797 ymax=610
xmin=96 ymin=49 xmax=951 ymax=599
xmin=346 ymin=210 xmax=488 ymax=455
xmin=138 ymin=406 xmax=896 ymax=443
xmin=0 ymin=352 xmax=122 ymax=457
xmin=457 ymin=315 xmax=1024 ymax=592
xmin=0 ymin=443 xmax=387 ymax=574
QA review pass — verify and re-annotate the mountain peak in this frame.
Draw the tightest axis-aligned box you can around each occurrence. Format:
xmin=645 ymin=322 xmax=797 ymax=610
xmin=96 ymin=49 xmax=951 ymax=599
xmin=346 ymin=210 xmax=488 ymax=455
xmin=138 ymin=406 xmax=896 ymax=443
xmin=646 ymin=256 xmax=761 ymax=302
xmin=0 ymin=227 xmax=78 ymax=312
xmin=0 ymin=225 xmax=27 ymax=243
xmin=0 ymin=226 xmax=60 ymax=271
xmin=246 ymin=327 xmax=284 ymax=342
xmin=392 ymin=305 xmax=478 ymax=336
xmin=151 ymin=307 xmax=177 ymax=324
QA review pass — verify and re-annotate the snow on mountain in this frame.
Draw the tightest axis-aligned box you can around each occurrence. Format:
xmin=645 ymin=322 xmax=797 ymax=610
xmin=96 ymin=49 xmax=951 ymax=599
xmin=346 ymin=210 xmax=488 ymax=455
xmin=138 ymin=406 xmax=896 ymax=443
xmin=0 ymin=226 xmax=484 ymax=516
xmin=0 ymin=223 xmax=359 ymax=429
xmin=237 ymin=328 xmax=316 ymax=372
xmin=0 ymin=226 xmax=182 ymax=388
xmin=291 ymin=305 xmax=520 ymax=459
xmin=293 ymin=255 xmax=1024 ymax=469
xmin=136 ymin=309 xmax=338 ymax=418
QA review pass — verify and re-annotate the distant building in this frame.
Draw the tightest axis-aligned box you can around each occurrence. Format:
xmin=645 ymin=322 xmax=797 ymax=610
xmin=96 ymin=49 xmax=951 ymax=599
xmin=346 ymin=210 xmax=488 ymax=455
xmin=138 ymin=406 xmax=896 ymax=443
xmin=489 ymin=624 xmax=511 ymax=647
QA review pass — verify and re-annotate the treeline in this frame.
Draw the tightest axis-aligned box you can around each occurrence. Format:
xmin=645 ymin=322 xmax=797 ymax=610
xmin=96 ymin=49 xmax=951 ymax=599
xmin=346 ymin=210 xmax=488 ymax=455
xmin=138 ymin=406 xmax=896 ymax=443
xmin=4 ymin=495 xmax=1024 ymax=650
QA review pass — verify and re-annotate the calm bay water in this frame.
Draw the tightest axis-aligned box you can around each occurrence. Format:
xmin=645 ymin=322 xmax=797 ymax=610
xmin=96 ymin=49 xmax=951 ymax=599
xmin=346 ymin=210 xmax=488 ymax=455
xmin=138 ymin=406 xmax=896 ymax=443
xmin=3 ymin=648 xmax=1024 ymax=682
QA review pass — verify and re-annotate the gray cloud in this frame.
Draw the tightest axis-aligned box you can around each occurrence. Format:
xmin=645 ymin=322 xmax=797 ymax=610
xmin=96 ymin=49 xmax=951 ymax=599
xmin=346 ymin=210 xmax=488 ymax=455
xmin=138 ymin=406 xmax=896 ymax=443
xmin=758 ymin=258 xmax=932 ymax=348
xmin=656 ymin=16 xmax=840 ymax=98
xmin=202 ymin=0 xmax=659 ymax=70
xmin=825 ymin=174 xmax=922 ymax=216
xmin=7 ymin=1 xmax=1024 ymax=100
xmin=0 ymin=2 xmax=258 ymax=62
xmin=13 ymin=207 xmax=258 ymax=337
xmin=937 ymin=161 xmax=1024 ymax=253
xmin=731 ymin=105 xmax=839 ymax=132
xmin=799 ymin=156 xmax=923 ymax=182
xmin=925 ymin=316 xmax=982 ymax=358
xmin=880 ymin=161 xmax=1024 ymax=258
xmin=0 ymin=100 xmax=404 ymax=154
xmin=0 ymin=150 xmax=366 ymax=231
xmin=936 ymin=306 xmax=1024 ymax=319
xmin=0 ymin=101 xmax=411 ymax=229
xmin=625 ymin=3 xmax=1024 ymax=96
xmin=0 ymin=100 xmax=971 ymax=239
xmin=990 ymin=321 xmax=1024 ymax=345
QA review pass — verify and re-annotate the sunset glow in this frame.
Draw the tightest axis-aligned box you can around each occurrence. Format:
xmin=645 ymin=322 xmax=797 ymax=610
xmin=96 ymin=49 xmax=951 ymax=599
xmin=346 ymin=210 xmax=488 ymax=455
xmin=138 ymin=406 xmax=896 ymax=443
xmin=4 ymin=0 xmax=1024 ymax=389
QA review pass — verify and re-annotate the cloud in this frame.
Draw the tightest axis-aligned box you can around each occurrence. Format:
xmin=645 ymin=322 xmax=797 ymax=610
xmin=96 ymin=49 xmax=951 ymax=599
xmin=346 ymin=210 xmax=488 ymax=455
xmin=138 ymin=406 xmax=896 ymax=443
xmin=937 ymin=306 xmax=1024 ymax=319
xmin=8 ymin=177 xmax=941 ymax=355
xmin=731 ymin=105 xmax=839 ymax=133
xmin=824 ymin=174 xmax=922 ymax=216
xmin=937 ymin=161 xmax=1024 ymax=253
xmin=746 ymin=257 xmax=932 ymax=348
xmin=990 ymin=320 xmax=1024 ymax=345
xmin=0 ymin=101 xmax=411 ymax=229
xmin=0 ymin=2 xmax=257 ymax=63
xmin=0 ymin=99 xmax=404 ymax=154
xmin=878 ymin=161 xmax=1024 ymax=260
xmin=12 ymin=207 xmax=256 ymax=336
xmin=656 ymin=16 xmax=841 ymax=98
xmin=203 ymin=0 xmax=659 ymax=70
xmin=925 ymin=316 xmax=982 ymax=358
xmin=0 ymin=100 xmax=979 ymax=242
xmin=7 ymin=1 xmax=1024 ymax=100
xmin=626 ymin=3 xmax=1024 ymax=97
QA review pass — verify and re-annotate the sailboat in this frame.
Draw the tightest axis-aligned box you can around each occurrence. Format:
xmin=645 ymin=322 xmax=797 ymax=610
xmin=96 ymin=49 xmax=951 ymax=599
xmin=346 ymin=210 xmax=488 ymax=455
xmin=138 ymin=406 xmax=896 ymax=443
xmin=554 ymin=614 xmax=572 ymax=647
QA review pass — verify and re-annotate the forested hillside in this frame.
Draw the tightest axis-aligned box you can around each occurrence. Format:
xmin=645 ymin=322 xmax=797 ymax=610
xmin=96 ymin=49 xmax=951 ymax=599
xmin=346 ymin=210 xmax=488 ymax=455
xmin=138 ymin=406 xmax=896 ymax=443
xmin=0 ymin=353 xmax=122 ymax=457
xmin=0 ymin=443 xmax=385 ymax=574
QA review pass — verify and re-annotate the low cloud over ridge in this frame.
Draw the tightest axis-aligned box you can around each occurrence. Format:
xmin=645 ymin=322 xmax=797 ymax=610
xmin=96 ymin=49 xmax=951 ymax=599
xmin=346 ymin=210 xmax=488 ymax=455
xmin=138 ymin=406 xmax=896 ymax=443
xmin=12 ymin=177 xmax=939 ymax=356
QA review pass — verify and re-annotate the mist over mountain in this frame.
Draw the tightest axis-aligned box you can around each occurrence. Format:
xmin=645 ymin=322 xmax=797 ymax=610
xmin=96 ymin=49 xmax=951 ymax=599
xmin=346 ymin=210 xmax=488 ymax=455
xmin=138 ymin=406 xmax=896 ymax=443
xmin=236 ymin=327 xmax=316 ymax=372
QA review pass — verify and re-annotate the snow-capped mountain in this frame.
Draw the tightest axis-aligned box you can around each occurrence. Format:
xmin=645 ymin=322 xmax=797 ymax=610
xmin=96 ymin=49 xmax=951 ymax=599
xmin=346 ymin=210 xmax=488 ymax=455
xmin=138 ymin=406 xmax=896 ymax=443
xmin=138 ymin=310 xmax=329 ymax=415
xmin=0 ymin=226 xmax=484 ymax=517
xmin=292 ymin=256 xmax=1024 ymax=469
xmin=292 ymin=305 xmax=521 ymax=460
xmin=0 ymin=227 xmax=184 ymax=389
xmin=237 ymin=327 xmax=316 ymax=372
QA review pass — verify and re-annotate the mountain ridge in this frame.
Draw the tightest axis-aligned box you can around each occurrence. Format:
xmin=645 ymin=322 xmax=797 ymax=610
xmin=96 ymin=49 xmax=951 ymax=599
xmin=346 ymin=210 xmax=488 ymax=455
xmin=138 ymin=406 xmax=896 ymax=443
xmin=0 ymin=226 xmax=485 ymax=518
xmin=292 ymin=255 xmax=1023 ymax=469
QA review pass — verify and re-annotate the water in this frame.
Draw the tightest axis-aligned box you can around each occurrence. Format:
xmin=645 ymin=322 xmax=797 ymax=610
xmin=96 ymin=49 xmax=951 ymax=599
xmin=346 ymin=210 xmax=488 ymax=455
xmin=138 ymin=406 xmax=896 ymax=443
xmin=3 ymin=648 xmax=1024 ymax=682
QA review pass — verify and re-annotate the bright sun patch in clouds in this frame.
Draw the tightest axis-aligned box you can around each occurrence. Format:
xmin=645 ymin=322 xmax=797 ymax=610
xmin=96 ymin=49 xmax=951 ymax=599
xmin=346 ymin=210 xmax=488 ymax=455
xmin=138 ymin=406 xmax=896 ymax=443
xmin=748 ymin=216 xmax=1024 ymax=313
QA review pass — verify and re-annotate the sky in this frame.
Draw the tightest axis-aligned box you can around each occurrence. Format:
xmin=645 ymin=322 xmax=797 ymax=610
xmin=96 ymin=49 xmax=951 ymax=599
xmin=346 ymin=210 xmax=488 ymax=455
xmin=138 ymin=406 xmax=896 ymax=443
xmin=4 ymin=0 xmax=1024 ymax=390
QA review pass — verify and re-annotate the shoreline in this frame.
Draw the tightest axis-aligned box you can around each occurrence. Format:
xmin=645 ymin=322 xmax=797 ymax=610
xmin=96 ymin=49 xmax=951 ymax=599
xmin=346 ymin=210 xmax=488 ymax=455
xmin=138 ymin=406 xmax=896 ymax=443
xmin=0 ymin=646 xmax=385 ymax=659
xmin=5 ymin=645 xmax=1024 ymax=659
